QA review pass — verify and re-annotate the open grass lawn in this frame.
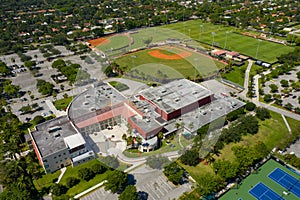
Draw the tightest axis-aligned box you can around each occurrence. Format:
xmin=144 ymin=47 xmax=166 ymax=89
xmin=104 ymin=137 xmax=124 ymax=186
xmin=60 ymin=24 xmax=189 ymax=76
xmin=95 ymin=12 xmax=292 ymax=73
xmin=115 ymin=46 xmax=224 ymax=78
xmin=33 ymin=170 xmax=61 ymax=190
xmin=59 ymin=159 xmax=110 ymax=196
xmin=180 ymin=111 xmax=300 ymax=191
xmin=108 ymin=81 xmax=129 ymax=92
xmin=162 ymin=20 xmax=294 ymax=63
xmin=97 ymin=35 xmax=130 ymax=54
xmin=217 ymin=111 xmax=300 ymax=162
xmin=177 ymin=160 xmax=216 ymax=183
xmin=223 ymin=62 xmax=248 ymax=86
xmin=220 ymin=159 xmax=300 ymax=200
xmin=53 ymin=96 xmax=73 ymax=110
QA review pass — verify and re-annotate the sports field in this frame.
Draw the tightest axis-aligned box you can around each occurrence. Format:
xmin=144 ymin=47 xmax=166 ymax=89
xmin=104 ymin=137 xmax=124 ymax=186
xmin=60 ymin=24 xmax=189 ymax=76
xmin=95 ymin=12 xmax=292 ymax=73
xmin=220 ymin=159 xmax=300 ymax=200
xmin=96 ymin=34 xmax=131 ymax=55
xmin=162 ymin=20 xmax=294 ymax=63
xmin=114 ymin=45 xmax=225 ymax=79
xmin=94 ymin=27 xmax=203 ymax=57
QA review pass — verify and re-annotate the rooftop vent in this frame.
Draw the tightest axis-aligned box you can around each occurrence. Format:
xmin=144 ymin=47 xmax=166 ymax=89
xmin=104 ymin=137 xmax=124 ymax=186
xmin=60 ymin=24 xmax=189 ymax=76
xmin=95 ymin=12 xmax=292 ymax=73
xmin=48 ymin=126 xmax=61 ymax=133
xmin=156 ymin=97 xmax=162 ymax=101
xmin=90 ymin=107 xmax=96 ymax=111
xmin=192 ymin=91 xmax=198 ymax=95
xmin=175 ymin=98 xmax=180 ymax=102
xmin=85 ymin=95 xmax=90 ymax=98
xmin=54 ymin=133 xmax=61 ymax=138
xmin=161 ymin=89 xmax=167 ymax=93
xmin=83 ymin=101 xmax=89 ymax=105
xmin=145 ymin=118 xmax=150 ymax=123
xmin=178 ymin=84 xmax=182 ymax=87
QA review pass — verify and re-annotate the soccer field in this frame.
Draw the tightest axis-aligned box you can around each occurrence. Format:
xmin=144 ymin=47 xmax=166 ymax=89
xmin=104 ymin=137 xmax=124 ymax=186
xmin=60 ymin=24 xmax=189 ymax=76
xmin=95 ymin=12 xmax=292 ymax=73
xmin=162 ymin=20 xmax=294 ymax=63
xmin=220 ymin=159 xmax=300 ymax=200
xmin=114 ymin=46 xmax=224 ymax=79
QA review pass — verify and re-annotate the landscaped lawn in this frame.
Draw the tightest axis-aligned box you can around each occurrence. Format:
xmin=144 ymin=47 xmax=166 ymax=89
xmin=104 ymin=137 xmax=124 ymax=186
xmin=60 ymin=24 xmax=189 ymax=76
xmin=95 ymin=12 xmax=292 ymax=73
xmin=180 ymin=110 xmax=300 ymax=187
xmin=108 ymin=81 xmax=129 ymax=92
xmin=53 ymin=96 xmax=73 ymax=110
xmin=59 ymin=159 xmax=110 ymax=196
xmin=223 ymin=63 xmax=248 ymax=86
xmin=33 ymin=170 xmax=61 ymax=190
xmin=217 ymin=111 xmax=300 ymax=162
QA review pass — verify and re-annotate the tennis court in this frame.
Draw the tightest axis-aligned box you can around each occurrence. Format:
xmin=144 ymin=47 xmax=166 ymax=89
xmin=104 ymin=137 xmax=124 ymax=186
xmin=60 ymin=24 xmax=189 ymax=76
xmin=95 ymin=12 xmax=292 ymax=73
xmin=249 ymin=182 xmax=285 ymax=200
xmin=220 ymin=159 xmax=300 ymax=200
xmin=269 ymin=168 xmax=300 ymax=198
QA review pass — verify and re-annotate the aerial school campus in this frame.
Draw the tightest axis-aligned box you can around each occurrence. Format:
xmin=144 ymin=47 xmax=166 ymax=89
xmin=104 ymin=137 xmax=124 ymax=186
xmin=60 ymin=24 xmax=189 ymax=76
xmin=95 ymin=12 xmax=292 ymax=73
xmin=26 ymin=19 xmax=300 ymax=200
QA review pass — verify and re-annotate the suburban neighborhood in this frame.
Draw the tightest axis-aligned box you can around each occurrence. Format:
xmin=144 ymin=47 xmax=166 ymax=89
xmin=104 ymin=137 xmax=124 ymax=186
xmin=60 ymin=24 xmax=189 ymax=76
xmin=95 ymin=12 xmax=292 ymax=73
xmin=0 ymin=0 xmax=300 ymax=200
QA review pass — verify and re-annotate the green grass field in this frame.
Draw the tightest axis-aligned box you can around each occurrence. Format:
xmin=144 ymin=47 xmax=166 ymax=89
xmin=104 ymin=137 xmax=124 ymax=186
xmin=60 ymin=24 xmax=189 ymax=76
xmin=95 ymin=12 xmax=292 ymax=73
xmin=115 ymin=46 xmax=225 ymax=78
xmin=220 ymin=159 xmax=300 ymax=200
xmin=59 ymin=159 xmax=110 ymax=196
xmin=97 ymin=35 xmax=130 ymax=55
xmin=53 ymin=96 xmax=73 ymax=110
xmin=179 ymin=111 xmax=300 ymax=196
xmin=162 ymin=20 xmax=294 ymax=63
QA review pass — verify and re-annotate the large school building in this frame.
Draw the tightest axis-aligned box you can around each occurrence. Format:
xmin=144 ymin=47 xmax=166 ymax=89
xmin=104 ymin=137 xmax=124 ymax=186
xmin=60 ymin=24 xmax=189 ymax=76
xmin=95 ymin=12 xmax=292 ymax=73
xmin=28 ymin=79 xmax=244 ymax=173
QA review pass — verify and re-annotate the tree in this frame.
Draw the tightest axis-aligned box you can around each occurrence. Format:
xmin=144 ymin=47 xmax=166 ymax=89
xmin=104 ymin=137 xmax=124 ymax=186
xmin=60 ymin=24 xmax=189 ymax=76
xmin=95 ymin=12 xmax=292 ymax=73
xmin=31 ymin=115 xmax=45 ymax=125
xmin=245 ymin=102 xmax=256 ymax=111
xmin=51 ymin=184 xmax=67 ymax=196
xmin=180 ymin=149 xmax=200 ymax=166
xmin=256 ymin=107 xmax=271 ymax=120
xmin=284 ymin=103 xmax=293 ymax=111
xmin=104 ymin=171 xmax=128 ymax=193
xmin=78 ymin=168 xmax=94 ymax=181
xmin=263 ymin=94 xmax=272 ymax=102
xmin=269 ymin=84 xmax=278 ymax=93
xmin=196 ymin=174 xmax=224 ymax=198
xmin=36 ymin=79 xmax=55 ymax=96
xmin=65 ymin=177 xmax=80 ymax=188
xmin=91 ymin=163 xmax=106 ymax=174
xmin=280 ymin=79 xmax=289 ymax=87
xmin=163 ymin=162 xmax=184 ymax=185
xmin=146 ymin=155 xmax=170 ymax=169
xmin=212 ymin=160 xmax=239 ymax=181
xmin=118 ymin=185 xmax=139 ymax=200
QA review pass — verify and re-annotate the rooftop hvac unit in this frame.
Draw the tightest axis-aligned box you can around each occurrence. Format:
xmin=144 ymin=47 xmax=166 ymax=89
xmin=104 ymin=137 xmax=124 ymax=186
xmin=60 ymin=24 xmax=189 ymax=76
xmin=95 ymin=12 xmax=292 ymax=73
xmin=175 ymin=98 xmax=180 ymax=102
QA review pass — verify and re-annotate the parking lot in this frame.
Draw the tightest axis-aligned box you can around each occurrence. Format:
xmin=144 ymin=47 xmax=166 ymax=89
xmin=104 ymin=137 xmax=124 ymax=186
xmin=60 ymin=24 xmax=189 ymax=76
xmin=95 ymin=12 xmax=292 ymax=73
xmin=263 ymin=66 xmax=300 ymax=108
xmin=0 ymin=45 xmax=107 ymax=122
xmin=80 ymin=165 xmax=192 ymax=200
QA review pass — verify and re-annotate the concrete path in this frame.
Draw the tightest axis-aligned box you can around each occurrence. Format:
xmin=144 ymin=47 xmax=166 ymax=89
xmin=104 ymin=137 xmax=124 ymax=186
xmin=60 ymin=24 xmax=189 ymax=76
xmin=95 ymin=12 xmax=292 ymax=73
xmin=74 ymin=180 xmax=107 ymax=199
xmin=45 ymin=99 xmax=66 ymax=117
xmin=281 ymin=114 xmax=292 ymax=133
xmin=56 ymin=167 xmax=67 ymax=184
xmin=240 ymin=59 xmax=253 ymax=97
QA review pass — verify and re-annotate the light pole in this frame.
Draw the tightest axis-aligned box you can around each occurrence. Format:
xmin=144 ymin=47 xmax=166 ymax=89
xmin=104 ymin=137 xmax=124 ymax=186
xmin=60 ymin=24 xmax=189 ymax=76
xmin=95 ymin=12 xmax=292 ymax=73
xmin=270 ymin=22 xmax=274 ymax=36
xmin=224 ymin=31 xmax=229 ymax=50
xmin=199 ymin=25 xmax=203 ymax=40
xmin=194 ymin=58 xmax=198 ymax=82
xmin=255 ymin=39 xmax=262 ymax=59
xmin=212 ymin=32 xmax=216 ymax=47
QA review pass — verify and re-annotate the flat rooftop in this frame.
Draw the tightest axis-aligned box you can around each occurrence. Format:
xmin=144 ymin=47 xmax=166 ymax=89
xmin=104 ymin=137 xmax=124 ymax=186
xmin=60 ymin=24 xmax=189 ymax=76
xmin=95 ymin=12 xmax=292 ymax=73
xmin=30 ymin=116 xmax=78 ymax=157
xmin=68 ymin=82 xmax=126 ymax=121
xmin=130 ymin=115 xmax=163 ymax=135
xmin=181 ymin=95 xmax=245 ymax=132
xmin=139 ymin=79 xmax=213 ymax=114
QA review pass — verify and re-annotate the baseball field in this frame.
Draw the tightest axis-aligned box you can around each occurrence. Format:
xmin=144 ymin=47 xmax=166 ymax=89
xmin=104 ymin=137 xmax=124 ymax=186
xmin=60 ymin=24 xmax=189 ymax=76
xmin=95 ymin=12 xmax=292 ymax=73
xmin=114 ymin=45 xmax=225 ymax=79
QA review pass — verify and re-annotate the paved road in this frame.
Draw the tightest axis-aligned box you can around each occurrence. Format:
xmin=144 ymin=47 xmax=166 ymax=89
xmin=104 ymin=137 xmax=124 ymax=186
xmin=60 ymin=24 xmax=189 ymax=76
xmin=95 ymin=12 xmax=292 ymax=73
xmin=237 ymin=61 xmax=300 ymax=121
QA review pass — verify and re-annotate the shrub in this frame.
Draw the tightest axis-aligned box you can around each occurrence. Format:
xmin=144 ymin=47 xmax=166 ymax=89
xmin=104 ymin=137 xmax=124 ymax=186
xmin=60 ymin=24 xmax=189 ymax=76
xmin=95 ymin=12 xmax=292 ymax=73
xmin=78 ymin=168 xmax=94 ymax=181
xmin=65 ymin=177 xmax=80 ymax=188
